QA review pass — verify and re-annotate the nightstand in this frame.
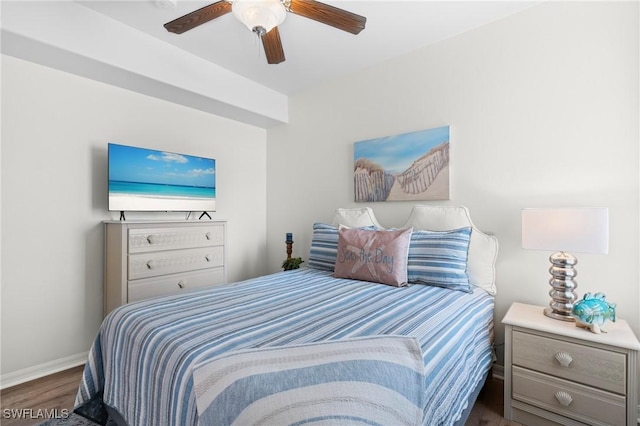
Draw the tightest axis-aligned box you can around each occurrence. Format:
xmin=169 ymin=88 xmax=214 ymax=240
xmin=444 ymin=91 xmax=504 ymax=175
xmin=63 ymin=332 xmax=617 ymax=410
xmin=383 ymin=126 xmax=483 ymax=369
xmin=503 ymin=302 xmax=640 ymax=426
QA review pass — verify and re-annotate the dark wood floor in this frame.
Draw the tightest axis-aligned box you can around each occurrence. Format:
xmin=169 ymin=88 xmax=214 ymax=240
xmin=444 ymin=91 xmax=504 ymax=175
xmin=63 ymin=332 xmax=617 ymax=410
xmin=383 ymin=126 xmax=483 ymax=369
xmin=465 ymin=377 xmax=522 ymax=426
xmin=1 ymin=366 xmax=84 ymax=426
xmin=0 ymin=367 xmax=521 ymax=425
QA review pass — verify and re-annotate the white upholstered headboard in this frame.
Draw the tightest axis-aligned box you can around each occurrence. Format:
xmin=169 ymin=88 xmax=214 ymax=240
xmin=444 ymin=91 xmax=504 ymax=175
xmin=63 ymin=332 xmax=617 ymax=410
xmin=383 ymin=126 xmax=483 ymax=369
xmin=330 ymin=205 xmax=498 ymax=295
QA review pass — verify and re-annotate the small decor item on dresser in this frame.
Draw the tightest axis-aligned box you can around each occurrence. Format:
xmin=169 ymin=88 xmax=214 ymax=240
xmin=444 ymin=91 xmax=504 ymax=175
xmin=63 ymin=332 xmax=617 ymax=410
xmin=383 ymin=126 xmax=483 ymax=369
xmin=572 ymin=292 xmax=616 ymax=334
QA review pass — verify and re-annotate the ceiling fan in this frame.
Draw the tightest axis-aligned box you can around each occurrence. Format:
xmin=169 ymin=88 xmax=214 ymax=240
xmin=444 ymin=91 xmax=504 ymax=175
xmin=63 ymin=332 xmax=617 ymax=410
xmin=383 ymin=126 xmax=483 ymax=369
xmin=163 ymin=0 xmax=366 ymax=64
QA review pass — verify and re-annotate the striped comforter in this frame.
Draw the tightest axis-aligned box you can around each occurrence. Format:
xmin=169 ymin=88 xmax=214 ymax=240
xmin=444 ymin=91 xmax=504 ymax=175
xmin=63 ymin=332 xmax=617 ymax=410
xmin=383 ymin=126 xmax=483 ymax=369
xmin=76 ymin=268 xmax=494 ymax=426
xmin=193 ymin=336 xmax=426 ymax=425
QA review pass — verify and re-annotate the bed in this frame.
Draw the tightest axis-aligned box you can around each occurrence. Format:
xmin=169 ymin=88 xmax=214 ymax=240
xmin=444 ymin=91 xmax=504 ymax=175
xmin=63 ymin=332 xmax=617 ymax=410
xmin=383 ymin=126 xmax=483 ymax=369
xmin=76 ymin=205 xmax=498 ymax=426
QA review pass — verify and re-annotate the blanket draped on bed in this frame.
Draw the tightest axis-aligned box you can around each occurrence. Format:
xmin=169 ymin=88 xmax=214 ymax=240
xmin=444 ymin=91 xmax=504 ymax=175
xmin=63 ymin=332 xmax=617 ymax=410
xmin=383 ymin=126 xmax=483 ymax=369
xmin=192 ymin=335 xmax=425 ymax=425
xmin=76 ymin=268 xmax=494 ymax=426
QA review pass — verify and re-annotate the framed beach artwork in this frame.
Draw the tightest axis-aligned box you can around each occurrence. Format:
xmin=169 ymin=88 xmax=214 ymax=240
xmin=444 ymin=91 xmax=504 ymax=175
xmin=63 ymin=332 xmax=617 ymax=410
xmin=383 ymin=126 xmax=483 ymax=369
xmin=354 ymin=126 xmax=450 ymax=202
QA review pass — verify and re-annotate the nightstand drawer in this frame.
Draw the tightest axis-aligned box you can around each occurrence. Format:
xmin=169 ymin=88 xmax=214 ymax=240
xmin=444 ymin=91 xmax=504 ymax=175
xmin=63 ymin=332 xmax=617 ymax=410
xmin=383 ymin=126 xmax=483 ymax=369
xmin=513 ymin=330 xmax=626 ymax=395
xmin=513 ymin=366 xmax=626 ymax=426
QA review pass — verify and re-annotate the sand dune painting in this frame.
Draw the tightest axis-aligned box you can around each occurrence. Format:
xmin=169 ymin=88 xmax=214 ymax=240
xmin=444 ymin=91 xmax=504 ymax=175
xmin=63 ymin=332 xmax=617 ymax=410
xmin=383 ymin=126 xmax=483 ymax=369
xmin=354 ymin=126 xmax=450 ymax=202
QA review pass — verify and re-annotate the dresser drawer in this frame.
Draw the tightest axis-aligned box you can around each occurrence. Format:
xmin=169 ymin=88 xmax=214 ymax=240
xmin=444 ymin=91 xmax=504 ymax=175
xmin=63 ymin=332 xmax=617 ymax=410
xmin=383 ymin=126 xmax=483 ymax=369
xmin=128 ymin=225 xmax=224 ymax=253
xmin=513 ymin=366 xmax=625 ymax=426
xmin=128 ymin=246 xmax=224 ymax=279
xmin=128 ymin=268 xmax=225 ymax=302
xmin=512 ymin=330 xmax=626 ymax=394
xmin=105 ymin=220 xmax=227 ymax=316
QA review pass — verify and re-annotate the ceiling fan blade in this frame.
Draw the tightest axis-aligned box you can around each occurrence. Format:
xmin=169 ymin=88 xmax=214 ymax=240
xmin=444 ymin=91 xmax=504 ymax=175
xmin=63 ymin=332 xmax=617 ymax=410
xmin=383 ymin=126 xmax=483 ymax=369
xmin=262 ymin=27 xmax=286 ymax=64
xmin=288 ymin=0 xmax=366 ymax=35
xmin=164 ymin=1 xmax=232 ymax=34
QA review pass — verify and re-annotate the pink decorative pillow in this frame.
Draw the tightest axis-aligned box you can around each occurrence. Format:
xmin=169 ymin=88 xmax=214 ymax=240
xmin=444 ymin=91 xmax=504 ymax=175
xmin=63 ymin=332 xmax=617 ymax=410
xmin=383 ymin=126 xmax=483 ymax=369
xmin=334 ymin=227 xmax=412 ymax=287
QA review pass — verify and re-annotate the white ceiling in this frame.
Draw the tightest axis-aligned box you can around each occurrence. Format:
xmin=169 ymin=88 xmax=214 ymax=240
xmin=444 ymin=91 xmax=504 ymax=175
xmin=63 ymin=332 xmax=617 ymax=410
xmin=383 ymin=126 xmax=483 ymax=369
xmin=77 ymin=0 xmax=540 ymax=95
xmin=1 ymin=0 xmax=541 ymax=127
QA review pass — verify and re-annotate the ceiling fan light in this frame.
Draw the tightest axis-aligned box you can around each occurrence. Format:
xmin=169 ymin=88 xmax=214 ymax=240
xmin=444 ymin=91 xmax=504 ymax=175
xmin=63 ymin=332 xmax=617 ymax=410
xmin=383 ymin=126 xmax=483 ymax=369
xmin=232 ymin=0 xmax=286 ymax=34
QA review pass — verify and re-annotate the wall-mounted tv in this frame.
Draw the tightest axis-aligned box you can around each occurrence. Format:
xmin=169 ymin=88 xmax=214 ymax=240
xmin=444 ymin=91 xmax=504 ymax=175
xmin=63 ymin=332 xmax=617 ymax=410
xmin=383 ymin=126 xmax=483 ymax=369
xmin=108 ymin=143 xmax=216 ymax=212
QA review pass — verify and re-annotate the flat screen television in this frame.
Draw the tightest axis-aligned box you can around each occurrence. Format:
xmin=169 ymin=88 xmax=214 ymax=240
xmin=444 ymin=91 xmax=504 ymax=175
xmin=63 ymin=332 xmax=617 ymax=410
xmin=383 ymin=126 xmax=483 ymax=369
xmin=108 ymin=143 xmax=216 ymax=212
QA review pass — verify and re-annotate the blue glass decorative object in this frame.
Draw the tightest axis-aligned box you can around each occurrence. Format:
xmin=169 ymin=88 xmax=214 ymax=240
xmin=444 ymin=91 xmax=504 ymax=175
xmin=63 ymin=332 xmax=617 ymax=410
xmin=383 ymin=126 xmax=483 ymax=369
xmin=572 ymin=292 xmax=616 ymax=334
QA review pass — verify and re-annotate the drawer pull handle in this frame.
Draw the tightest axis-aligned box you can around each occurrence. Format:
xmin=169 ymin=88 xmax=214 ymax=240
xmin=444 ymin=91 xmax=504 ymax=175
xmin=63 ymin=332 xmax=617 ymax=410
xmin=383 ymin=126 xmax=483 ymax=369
xmin=555 ymin=391 xmax=573 ymax=407
xmin=205 ymin=232 xmax=212 ymax=240
xmin=178 ymin=281 xmax=185 ymax=289
xmin=205 ymin=255 xmax=212 ymax=262
xmin=146 ymin=260 xmax=155 ymax=269
xmin=146 ymin=235 xmax=157 ymax=244
xmin=555 ymin=352 xmax=573 ymax=367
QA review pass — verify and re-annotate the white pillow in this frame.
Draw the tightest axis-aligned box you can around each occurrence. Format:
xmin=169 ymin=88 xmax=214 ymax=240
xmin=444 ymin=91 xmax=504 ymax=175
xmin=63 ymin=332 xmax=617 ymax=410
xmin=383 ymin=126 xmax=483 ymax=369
xmin=331 ymin=207 xmax=383 ymax=228
xmin=402 ymin=205 xmax=498 ymax=295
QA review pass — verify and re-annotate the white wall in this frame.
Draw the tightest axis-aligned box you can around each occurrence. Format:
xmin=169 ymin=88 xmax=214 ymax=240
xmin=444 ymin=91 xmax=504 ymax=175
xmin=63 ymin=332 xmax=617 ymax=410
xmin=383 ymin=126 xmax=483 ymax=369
xmin=266 ymin=0 xmax=639 ymax=369
xmin=0 ymin=55 xmax=268 ymax=382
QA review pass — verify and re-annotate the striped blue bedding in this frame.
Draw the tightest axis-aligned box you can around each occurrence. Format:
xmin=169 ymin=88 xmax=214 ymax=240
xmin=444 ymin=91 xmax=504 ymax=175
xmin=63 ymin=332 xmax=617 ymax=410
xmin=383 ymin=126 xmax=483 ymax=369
xmin=76 ymin=268 xmax=494 ymax=426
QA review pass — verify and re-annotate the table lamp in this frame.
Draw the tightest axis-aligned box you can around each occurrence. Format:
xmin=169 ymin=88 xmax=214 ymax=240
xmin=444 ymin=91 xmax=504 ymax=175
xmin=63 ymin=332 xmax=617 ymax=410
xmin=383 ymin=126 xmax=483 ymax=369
xmin=522 ymin=208 xmax=609 ymax=321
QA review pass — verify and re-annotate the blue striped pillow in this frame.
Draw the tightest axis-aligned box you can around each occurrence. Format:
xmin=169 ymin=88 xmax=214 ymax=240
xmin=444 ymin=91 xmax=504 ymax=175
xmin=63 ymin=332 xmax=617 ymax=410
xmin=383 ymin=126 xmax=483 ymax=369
xmin=407 ymin=227 xmax=472 ymax=292
xmin=307 ymin=223 xmax=340 ymax=271
xmin=307 ymin=223 xmax=380 ymax=272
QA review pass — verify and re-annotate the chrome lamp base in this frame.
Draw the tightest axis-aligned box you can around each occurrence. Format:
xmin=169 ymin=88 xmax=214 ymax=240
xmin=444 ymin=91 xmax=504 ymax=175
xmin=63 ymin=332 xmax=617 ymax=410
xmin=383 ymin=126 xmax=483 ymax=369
xmin=543 ymin=251 xmax=577 ymax=322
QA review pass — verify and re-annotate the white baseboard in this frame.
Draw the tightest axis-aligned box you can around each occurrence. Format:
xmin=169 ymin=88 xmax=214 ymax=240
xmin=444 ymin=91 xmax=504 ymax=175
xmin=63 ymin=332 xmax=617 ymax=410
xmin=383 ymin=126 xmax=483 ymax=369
xmin=0 ymin=352 xmax=87 ymax=389
xmin=492 ymin=363 xmax=504 ymax=381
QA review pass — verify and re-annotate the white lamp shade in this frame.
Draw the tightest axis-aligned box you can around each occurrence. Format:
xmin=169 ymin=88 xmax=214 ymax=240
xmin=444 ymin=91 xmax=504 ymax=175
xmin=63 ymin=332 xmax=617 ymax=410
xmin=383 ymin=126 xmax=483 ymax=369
xmin=232 ymin=0 xmax=286 ymax=33
xmin=522 ymin=208 xmax=609 ymax=254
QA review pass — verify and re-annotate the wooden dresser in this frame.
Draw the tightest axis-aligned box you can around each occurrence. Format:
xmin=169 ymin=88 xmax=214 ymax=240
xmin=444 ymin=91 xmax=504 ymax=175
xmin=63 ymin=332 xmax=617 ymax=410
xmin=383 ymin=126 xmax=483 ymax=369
xmin=104 ymin=220 xmax=226 ymax=316
xmin=503 ymin=302 xmax=640 ymax=426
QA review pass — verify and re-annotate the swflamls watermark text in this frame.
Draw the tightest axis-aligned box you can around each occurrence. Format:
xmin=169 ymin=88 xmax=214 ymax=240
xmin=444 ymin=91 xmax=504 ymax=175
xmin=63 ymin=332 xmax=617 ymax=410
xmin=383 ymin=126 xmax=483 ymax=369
xmin=2 ymin=408 xmax=70 ymax=420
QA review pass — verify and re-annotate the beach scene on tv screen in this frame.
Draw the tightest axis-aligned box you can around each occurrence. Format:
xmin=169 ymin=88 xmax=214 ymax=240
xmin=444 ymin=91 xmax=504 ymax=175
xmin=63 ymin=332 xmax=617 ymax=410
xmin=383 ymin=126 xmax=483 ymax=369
xmin=109 ymin=144 xmax=216 ymax=211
